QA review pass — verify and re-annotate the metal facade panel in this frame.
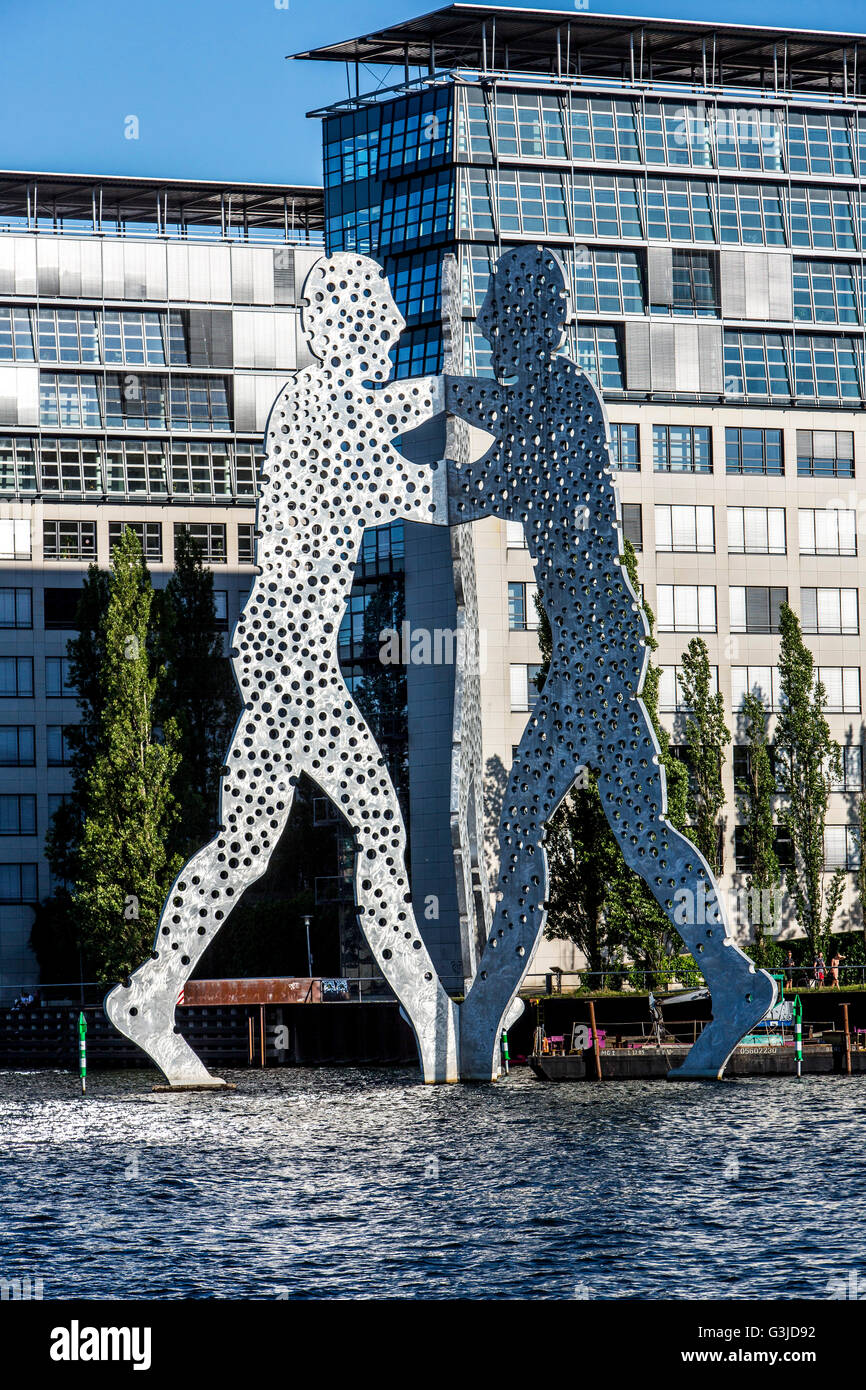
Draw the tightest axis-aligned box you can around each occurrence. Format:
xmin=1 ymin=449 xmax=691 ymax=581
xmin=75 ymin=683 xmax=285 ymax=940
xmin=719 ymin=250 xmax=746 ymax=318
xmin=210 ymin=309 xmax=233 ymax=367
xmin=187 ymin=247 xmax=211 ymax=303
xmin=13 ymin=366 xmax=39 ymax=425
xmin=673 ymin=322 xmax=701 ymax=392
xmin=698 ymin=322 xmax=724 ymax=393
xmin=80 ymin=240 xmax=104 ymax=298
xmin=251 ymin=312 xmax=276 ymax=369
xmin=767 ymin=253 xmax=793 ymax=320
xmin=144 ymin=243 xmax=167 ymax=301
xmin=293 ymin=247 xmax=322 ymax=303
xmin=165 ymin=244 xmax=190 ymax=302
xmin=273 ymin=249 xmax=295 ymax=305
xmin=273 ymin=312 xmax=296 ymax=370
xmin=650 ymin=322 xmax=676 ymax=392
xmin=209 ymin=247 xmax=232 ymax=304
xmin=13 ymin=239 xmax=37 ymax=296
xmin=624 ymin=320 xmax=651 ymax=390
xmin=252 ymin=248 xmax=275 ymax=305
xmin=57 ymin=240 xmax=82 ymax=297
xmin=254 ymin=375 xmax=284 ymax=430
xmin=123 ymin=243 xmax=147 ymax=300
xmin=231 ymin=247 xmax=255 ymax=304
xmin=647 ymin=245 xmax=673 ymax=306
xmin=231 ymin=375 xmax=257 ymax=431
xmin=743 ymin=251 xmax=770 ymax=320
xmin=0 ymin=238 xmax=16 ymax=294
xmin=102 ymin=241 xmax=125 ymax=299
xmin=0 ymin=365 xmax=17 ymax=424
xmin=231 ymin=310 xmax=257 ymax=368
xmin=36 ymin=239 xmax=60 ymax=296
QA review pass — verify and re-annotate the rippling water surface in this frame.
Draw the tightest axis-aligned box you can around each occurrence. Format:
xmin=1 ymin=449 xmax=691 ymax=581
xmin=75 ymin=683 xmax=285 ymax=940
xmin=1 ymin=1067 xmax=863 ymax=1300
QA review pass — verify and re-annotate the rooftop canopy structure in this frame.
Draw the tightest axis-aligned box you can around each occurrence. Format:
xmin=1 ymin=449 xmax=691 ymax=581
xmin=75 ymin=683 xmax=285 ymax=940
xmin=0 ymin=170 xmax=324 ymax=244
xmin=289 ymin=3 xmax=866 ymax=99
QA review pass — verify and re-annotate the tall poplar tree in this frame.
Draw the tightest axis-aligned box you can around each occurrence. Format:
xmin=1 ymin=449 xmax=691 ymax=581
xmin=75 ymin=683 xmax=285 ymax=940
xmin=156 ymin=527 xmax=239 ymax=858
xmin=678 ymin=636 xmax=730 ymax=873
xmin=735 ymin=690 xmax=780 ymax=966
xmin=774 ymin=602 xmax=843 ymax=955
xmin=73 ymin=530 xmax=182 ymax=981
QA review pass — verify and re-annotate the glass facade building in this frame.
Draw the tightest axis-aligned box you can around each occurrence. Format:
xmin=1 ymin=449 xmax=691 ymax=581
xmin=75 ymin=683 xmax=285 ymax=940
xmin=0 ymin=172 xmax=324 ymax=992
xmin=298 ymin=6 xmax=866 ymax=962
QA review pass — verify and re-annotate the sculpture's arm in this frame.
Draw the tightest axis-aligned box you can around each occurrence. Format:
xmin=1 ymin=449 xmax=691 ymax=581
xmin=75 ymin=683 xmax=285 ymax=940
xmin=444 ymin=374 xmax=503 ymax=436
xmin=373 ymin=374 xmax=444 ymax=432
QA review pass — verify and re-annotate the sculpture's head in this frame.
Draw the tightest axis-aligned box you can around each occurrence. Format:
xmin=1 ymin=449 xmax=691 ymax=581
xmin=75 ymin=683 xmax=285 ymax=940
xmin=301 ymin=253 xmax=405 ymax=377
xmin=477 ymin=246 xmax=570 ymax=377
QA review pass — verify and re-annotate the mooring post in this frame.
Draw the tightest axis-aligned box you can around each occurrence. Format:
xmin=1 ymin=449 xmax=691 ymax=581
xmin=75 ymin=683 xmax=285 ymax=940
xmin=841 ymin=1003 xmax=852 ymax=1075
xmin=77 ymin=1011 xmax=86 ymax=1095
xmin=588 ymin=1000 xmax=602 ymax=1080
xmin=793 ymin=994 xmax=803 ymax=1077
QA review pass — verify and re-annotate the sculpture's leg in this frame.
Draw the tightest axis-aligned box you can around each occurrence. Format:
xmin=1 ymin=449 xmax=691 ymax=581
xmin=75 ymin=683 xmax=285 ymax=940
xmin=105 ymin=742 xmax=299 ymax=1087
xmin=595 ymin=736 xmax=776 ymax=1080
xmin=460 ymin=693 xmax=583 ymax=1081
xmin=311 ymin=730 xmax=460 ymax=1083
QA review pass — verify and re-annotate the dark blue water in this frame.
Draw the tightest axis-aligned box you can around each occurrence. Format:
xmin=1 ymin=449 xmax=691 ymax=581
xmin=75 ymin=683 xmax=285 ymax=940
xmin=1 ymin=1067 xmax=863 ymax=1299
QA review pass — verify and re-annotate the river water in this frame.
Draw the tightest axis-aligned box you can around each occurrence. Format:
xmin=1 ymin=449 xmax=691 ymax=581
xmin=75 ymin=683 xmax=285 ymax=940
xmin=0 ymin=1067 xmax=862 ymax=1300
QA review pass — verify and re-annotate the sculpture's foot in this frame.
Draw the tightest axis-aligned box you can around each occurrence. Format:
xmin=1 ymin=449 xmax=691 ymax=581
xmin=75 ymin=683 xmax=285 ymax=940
xmin=409 ymin=997 xmax=461 ymax=1083
xmin=105 ymin=976 xmax=225 ymax=1089
xmin=457 ymin=1009 xmax=505 ymax=1083
xmin=668 ymin=966 xmax=776 ymax=1081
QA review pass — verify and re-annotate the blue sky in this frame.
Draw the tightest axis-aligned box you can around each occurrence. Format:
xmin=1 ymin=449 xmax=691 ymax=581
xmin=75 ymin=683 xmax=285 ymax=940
xmin=0 ymin=0 xmax=863 ymax=186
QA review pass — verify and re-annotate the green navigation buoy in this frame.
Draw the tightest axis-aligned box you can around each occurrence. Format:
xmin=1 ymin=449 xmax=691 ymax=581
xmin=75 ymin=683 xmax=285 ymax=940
xmin=78 ymin=1011 xmax=87 ymax=1094
xmin=792 ymin=995 xmax=803 ymax=1078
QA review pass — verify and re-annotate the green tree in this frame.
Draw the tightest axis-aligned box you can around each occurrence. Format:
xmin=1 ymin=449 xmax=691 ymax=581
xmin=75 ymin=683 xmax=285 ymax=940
xmin=72 ymin=529 xmax=182 ymax=981
xmin=774 ymin=602 xmax=843 ymax=955
xmin=735 ymin=691 xmax=781 ymax=967
xmin=678 ymin=636 xmax=730 ymax=873
xmin=855 ymin=793 xmax=866 ymax=955
xmin=156 ymin=527 xmax=239 ymax=858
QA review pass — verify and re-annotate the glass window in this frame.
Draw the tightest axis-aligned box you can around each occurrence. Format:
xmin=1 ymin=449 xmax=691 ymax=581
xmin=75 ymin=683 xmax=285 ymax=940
xmin=0 ymin=519 xmax=30 ymax=559
xmin=173 ymin=523 xmax=226 ymax=565
xmin=725 ymin=428 xmax=783 ymax=476
xmin=798 ymin=508 xmax=856 ymax=556
xmin=653 ymin=425 xmax=712 ymax=473
xmin=793 ymin=260 xmax=860 ymax=325
xmin=609 ymin=423 xmax=640 ymax=470
xmin=39 ymin=438 xmax=102 ymax=494
xmin=654 ymin=505 xmax=715 ymax=552
xmin=46 ymin=725 xmax=74 ymax=766
xmin=43 ymin=520 xmax=97 ymax=561
xmin=732 ymin=667 xmax=781 ymax=712
xmin=724 ymin=332 xmax=791 ymax=399
xmin=0 ymin=657 xmax=33 ymax=697
xmin=0 ymin=726 xmax=35 ymax=766
xmin=656 ymin=584 xmax=717 ymax=632
xmin=45 ymin=656 xmax=77 ymax=698
xmin=0 ymin=437 xmax=37 ymax=494
xmin=0 ymin=306 xmax=35 ymax=360
xmin=573 ymin=324 xmax=624 ymax=391
xmin=108 ymin=522 xmax=163 ymax=562
xmin=0 ymin=796 xmax=37 ymax=835
xmin=796 ymin=430 xmax=854 ymax=478
xmin=817 ymin=669 xmax=861 ymax=715
xmin=727 ymin=507 xmax=786 ymax=555
xmin=0 ymin=588 xmax=32 ymax=629
xmin=801 ymin=588 xmax=859 ymax=635
xmin=729 ymin=586 xmax=788 ymax=634
xmin=0 ymin=864 xmax=39 ymax=902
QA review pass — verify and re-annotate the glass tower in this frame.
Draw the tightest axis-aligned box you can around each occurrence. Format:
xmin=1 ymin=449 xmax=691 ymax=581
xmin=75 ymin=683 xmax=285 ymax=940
xmin=299 ymin=7 xmax=866 ymax=967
